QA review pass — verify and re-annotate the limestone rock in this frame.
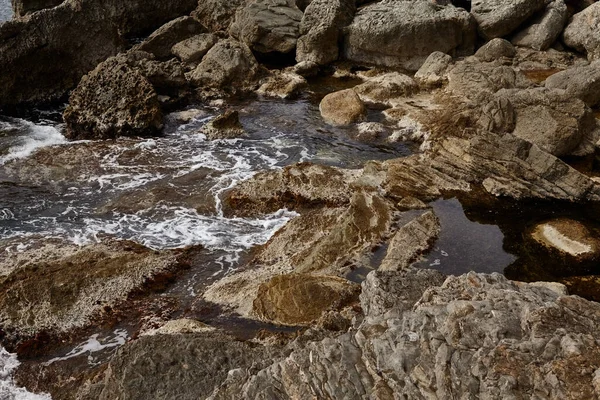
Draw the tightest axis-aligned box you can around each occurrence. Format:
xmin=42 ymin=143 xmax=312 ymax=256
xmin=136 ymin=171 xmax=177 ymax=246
xmin=11 ymin=0 xmax=62 ymax=17
xmin=545 ymin=61 xmax=600 ymax=108
xmin=471 ymin=0 xmax=546 ymax=39
xmin=319 ymin=89 xmax=366 ymax=125
xmin=379 ymin=211 xmax=441 ymax=272
xmin=171 ymin=33 xmax=219 ymax=65
xmin=353 ymin=72 xmax=418 ymax=107
xmin=414 ymin=51 xmax=453 ymax=87
xmin=63 ymin=54 xmax=163 ymax=140
xmin=256 ymin=71 xmax=307 ymax=99
xmin=343 ymin=1 xmax=475 ymax=71
xmin=200 ymin=110 xmax=245 ymax=140
xmin=296 ymin=0 xmax=355 ymax=65
xmin=511 ymin=0 xmax=569 ymax=51
xmin=474 ymin=38 xmax=516 ymax=62
xmin=531 ymin=218 xmax=600 ymax=261
xmin=191 ymin=0 xmax=245 ymax=32
xmin=252 ymin=274 xmax=360 ymax=325
xmin=229 ymin=0 xmax=303 ymax=54
xmin=136 ymin=16 xmax=205 ymax=60
xmin=563 ymin=2 xmax=600 ymax=60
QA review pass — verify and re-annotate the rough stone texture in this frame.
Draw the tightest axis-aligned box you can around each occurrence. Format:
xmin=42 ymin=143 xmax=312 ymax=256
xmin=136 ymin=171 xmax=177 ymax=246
xmin=563 ymin=2 xmax=600 ymax=60
xmin=191 ymin=0 xmax=245 ymax=32
xmin=229 ymin=0 xmax=303 ymax=54
xmin=0 ymin=239 xmax=183 ymax=345
xmin=379 ymin=211 xmax=441 ymax=272
xmin=253 ymin=274 xmax=360 ymax=325
xmin=353 ymin=72 xmax=418 ymax=107
xmin=343 ymin=1 xmax=475 ymax=71
xmin=545 ymin=61 xmax=600 ymax=107
xmin=471 ymin=0 xmax=547 ymax=39
xmin=491 ymin=88 xmax=597 ymax=157
xmin=136 ymin=16 xmax=205 ymax=60
xmin=171 ymin=33 xmax=219 ymax=65
xmin=11 ymin=0 xmax=63 ymax=17
xmin=511 ymin=0 xmax=569 ymax=51
xmin=414 ymin=51 xmax=453 ymax=87
xmin=531 ymin=218 xmax=600 ymax=261
xmin=256 ymin=71 xmax=307 ymax=99
xmin=188 ymin=39 xmax=260 ymax=95
xmin=200 ymin=110 xmax=245 ymax=140
xmin=296 ymin=0 xmax=355 ymax=65
xmin=474 ymin=38 xmax=516 ymax=62
xmin=560 ymin=275 xmax=600 ymax=302
xmin=223 ymin=163 xmax=359 ymax=217
xmin=319 ymin=89 xmax=367 ymax=125
xmin=63 ymin=54 xmax=163 ymax=140
xmin=0 ymin=0 xmax=198 ymax=107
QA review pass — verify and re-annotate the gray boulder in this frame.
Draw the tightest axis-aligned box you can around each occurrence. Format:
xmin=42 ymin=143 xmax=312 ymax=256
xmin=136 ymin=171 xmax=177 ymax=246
xmin=563 ymin=2 xmax=600 ymax=60
xmin=343 ymin=0 xmax=476 ymax=71
xmin=471 ymin=0 xmax=546 ymax=39
xmin=172 ymin=33 xmax=219 ymax=65
xmin=229 ymin=0 xmax=303 ymax=54
xmin=414 ymin=51 xmax=453 ymax=87
xmin=511 ymin=0 xmax=568 ymax=51
xmin=296 ymin=0 xmax=356 ymax=65
xmin=191 ymin=0 xmax=245 ymax=32
xmin=136 ymin=16 xmax=205 ymax=60
xmin=545 ymin=61 xmax=600 ymax=107
xmin=474 ymin=38 xmax=516 ymax=62
xmin=10 ymin=0 xmax=62 ymax=17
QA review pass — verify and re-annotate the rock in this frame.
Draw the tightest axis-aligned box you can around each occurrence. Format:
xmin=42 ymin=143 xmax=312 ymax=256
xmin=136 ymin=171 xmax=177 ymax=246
xmin=290 ymin=60 xmax=320 ymax=77
xmin=511 ymin=0 xmax=569 ymax=51
xmin=560 ymin=275 xmax=600 ymax=302
xmin=471 ymin=0 xmax=546 ymax=39
xmin=256 ymin=71 xmax=307 ymax=99
xmin=134 ymin=57 xmax=189 ymax=101
xmin=379 ymin=211 xmax=441 ymax=272
xmin=319 ymin=89 xmax=366 ymax=125
xmin=191 ymin=0 xmax=245 ymax=32
xmin=414 ymin=51 xmax=453 ymax=87
xmin=0 ymin=0 xmax=198 ymax=107
xmin=63 ymin=54 xmax=163 ymax=140
xmin=545 ymin=61 xmax=600 ymax=107
xmin=171 ymin=33 xmax=219 ymax=65
xmin=142 ymin=319 xmax=215 ymax=336
xmin=136 ymin=16 xmax=205 ymax=60
xmin=563 ymin=2 xmax=600 ymax=60
xmin=353 ymin=72 xmax=418 ymax=108
xmin=491 ymin=88 xmax=597 ymax=156
xmin=200 ymin=110 xmax=245 ymax=140
xmin=530 ymin=218 xmax=600 ymax=261
xmin=11 ymin=0 xmax=62 ymax=17
xmin=355 ymin=122 xmax=388 ymax=141
xmin=229 ymin=0 xmax=303 ymax=55
xmin=296 ymin=0 xmax=355 ymax=65
xmin=343 ymin=1 xmax=475 ymax=71
xmin=474 ymin=38 xmax=516 ymax=62
xmin=0 ymin=239 xmax=185 ymax=345
xmin=188 ymin=39 xmax=260 ymax=95
xmin=223 ymin=162 xmax=359 ymax=217
xmin=253 ymin=274 xmax=360 ymax=325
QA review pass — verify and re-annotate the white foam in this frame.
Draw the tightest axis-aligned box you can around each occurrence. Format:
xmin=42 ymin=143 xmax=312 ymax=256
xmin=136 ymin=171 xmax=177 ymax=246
xmin=45 ymin=329 xmax=128 ymax=366
xmin=0 ymin=120 xmax=67 ymax=165
xmin=0 ymin=347 xmax=52 ymax=399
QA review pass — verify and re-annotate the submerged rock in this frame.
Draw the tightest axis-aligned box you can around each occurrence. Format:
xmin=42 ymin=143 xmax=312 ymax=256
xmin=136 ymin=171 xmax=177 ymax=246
xmin=200 ymin=110 xmax=245 ymax=140
xmin=319 ymin=89 xmax=366 ymax=125
xmin=530 ymin=218 xmax=600 ymax=262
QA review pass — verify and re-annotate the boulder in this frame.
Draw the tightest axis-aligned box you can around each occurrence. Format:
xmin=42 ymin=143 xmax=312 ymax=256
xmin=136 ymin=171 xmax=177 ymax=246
xmin=229 ymin=0 xmax=303 ymax=55
xmin=171 ymin=33 xmax=219 ymax=65
xmin=0 ymin=0 xmax=198 ymax=107
xmin=511 ymin=0 xmax=569 ymax=51
xmin=188 ymin=39 xmax=260 ymax=95
xmin=474 ymin=38 xmax=516 ymax=62
xmin=10 ymin=0 xmax=63 ymax=17
xmin=296 ymin=0 xmax=355 ymax=65
xmin=0 ymin=239 xmax=185 ymax=345
xmin=545 ymin=61 xmax=600 ymax=107
xmin=471 ymin=0 xmax=546 ymax=39
xmin=136 ymin=16 xmax=205 ymax=60
xmin=191 ymin=0 xmax=245 ymax=33
xmin=256 ymin=71 xmax=307 ymax=99
xmin=414 ymin=51 xmax=453 ymax=87
xmin=343 ymin=1 xmax=475 ymax=71
xmin=563 ymin=2 xmax=600 ymax=60
xmin=200 ymin=110 xmax=245 ymax=140
xmin=63 ymin=54 xmax=163 ymax=140
xmin=353 ymin=72 xmax=418 ymax=107
xmin=319 ymin=89 xmax=366 ymax=125
xmin=530 ymin=218 xmax=600 ymax=262
xmin=252 ymin=274 xmax=360 ymax=325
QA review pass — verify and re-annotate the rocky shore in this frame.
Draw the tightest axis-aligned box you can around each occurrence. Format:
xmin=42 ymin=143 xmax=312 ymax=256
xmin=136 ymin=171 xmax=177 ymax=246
xmin=2 ymin=0 xmax=600 ymax=398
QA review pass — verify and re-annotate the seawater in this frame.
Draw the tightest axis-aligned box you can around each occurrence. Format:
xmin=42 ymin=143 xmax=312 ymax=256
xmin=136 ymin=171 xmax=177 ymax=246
xmin=0 ymin=0 xmax=12 ymax=23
